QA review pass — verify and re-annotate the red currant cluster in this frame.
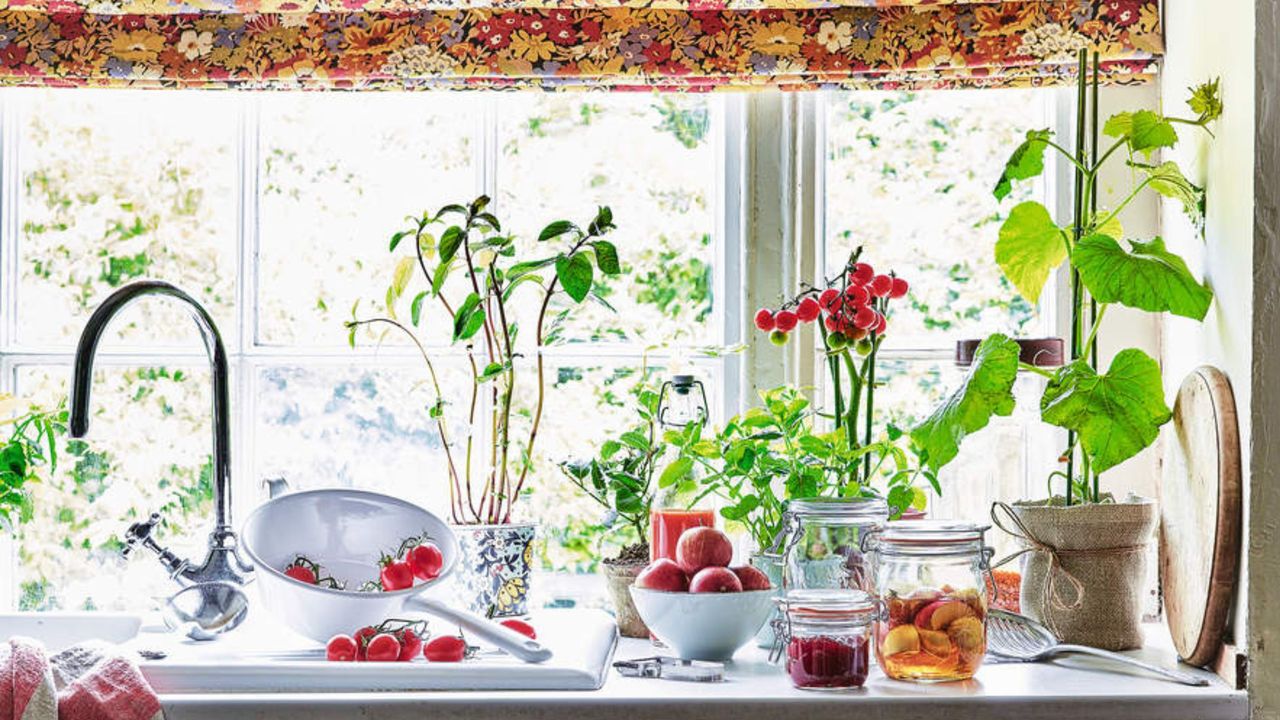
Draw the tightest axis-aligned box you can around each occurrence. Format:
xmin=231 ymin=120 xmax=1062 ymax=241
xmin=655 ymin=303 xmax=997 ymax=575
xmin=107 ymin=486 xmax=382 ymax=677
xmin=754 ymin=261 xmax=908 ymax=350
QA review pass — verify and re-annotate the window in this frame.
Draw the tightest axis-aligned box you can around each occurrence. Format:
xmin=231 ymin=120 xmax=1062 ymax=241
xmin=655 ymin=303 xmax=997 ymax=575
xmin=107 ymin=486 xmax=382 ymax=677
xmin=0 ymin=86 xmax=1070 ymax=611
xmin=0 ymin=89 xmax=727 ymax=610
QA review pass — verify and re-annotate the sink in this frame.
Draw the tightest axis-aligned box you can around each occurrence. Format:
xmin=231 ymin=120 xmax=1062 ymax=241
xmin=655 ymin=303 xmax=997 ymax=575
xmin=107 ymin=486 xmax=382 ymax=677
xmin=0 ymin=612 xmax=142 ymax=651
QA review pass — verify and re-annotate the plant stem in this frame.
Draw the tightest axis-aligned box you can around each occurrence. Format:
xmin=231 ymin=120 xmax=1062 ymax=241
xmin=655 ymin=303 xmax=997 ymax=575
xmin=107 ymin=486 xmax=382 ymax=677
xmin=1065 ymin=48 xmax=1088 ymax=507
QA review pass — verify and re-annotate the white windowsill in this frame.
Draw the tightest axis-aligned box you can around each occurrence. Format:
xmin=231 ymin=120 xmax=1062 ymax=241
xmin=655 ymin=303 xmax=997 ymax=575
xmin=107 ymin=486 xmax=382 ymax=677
xmin=157 ymin=627 xmax=1245 ymax=720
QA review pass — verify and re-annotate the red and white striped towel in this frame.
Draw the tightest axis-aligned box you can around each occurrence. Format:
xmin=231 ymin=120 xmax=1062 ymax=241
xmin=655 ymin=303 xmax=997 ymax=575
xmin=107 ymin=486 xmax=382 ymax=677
xmin=0 ymin=637 xmax=162 ymax=720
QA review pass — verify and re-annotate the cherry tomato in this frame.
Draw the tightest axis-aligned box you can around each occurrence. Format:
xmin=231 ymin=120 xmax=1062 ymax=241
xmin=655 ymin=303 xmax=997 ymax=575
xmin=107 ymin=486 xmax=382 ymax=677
xmin=889 ymin=277 xmax=909 ymax=299
xmin=500 ymin=619 xmax=537 ymax=640
xmin=849 ymin=262 xmax=875 ymax=285
xmin=284 ymin=565 xmax=317 ymax=584
xmin=366 ymin=633 xmax=401 ymax=662
xmin=353 ymin=625 xmax=377 ymax=661
xmin=380 ymin=560 xmax=414 ymax=591
xmin=396 ymin=628 xmax=424 ymax=661
xmin=423 ymin=635 xmax=467 ymax=662
xmin=408 ymin=543 xmax=444 ymax=581
xmin=326 ymin=634 xmax=358 ymax=662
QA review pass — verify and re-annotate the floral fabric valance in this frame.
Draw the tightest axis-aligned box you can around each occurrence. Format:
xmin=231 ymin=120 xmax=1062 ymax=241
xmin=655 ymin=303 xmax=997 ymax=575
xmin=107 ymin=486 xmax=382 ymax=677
xmin=0 ymin=0 xmax=1162 ymax=90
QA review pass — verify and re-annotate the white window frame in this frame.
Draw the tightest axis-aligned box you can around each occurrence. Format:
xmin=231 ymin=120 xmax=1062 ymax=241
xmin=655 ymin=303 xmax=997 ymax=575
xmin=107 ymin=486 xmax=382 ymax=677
xmin=0 ymin=86 xmax=1114 ymax=608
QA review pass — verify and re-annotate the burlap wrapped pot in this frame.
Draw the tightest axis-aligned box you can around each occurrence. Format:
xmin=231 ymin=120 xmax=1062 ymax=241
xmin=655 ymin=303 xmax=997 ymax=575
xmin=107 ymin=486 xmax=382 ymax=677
xmin=992 ymin=498 xmax=1157 ymax=650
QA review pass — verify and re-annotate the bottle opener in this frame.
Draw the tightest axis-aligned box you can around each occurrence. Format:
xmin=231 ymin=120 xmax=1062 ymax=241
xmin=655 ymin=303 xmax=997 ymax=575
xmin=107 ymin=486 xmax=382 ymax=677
xmin=612 ymin=656 xmax=725 ymax=683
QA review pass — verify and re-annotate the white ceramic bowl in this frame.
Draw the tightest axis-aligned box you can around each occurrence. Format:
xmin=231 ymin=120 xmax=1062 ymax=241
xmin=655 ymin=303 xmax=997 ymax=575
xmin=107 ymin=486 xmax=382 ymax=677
xmin=241 ymin=488 xmax=459 ymax=642
xmin=629 ymin=587 xmax=776 ymax=661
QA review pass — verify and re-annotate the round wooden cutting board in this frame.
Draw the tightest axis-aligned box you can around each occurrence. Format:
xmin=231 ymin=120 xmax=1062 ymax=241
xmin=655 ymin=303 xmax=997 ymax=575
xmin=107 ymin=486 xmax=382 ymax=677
xmin=1159 ymin=366 xmax=1242 ymax=667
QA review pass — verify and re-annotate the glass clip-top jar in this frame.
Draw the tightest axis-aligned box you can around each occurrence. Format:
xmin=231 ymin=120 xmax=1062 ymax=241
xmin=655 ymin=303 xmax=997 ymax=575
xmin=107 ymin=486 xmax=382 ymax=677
xmin=863 ymin=521 xmax=995 ymax=683
xmin=771 ymin=589 xmax=874 ymax=691
xmin=775 ymin=497 xmax=889 ymax=593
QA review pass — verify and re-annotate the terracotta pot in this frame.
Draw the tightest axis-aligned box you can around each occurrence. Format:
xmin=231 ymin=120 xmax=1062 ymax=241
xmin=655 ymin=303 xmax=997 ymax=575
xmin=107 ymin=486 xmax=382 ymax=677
xmin=602 ymin=559 xmax=650 ymax=638
xmin=452 ymin=522 xmax=537 ymax=617
xmin=1004 ymin=498 xmax=1156 ymax=650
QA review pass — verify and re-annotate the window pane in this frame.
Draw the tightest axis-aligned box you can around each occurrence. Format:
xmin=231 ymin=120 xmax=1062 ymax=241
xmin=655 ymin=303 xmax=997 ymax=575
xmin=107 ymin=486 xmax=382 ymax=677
xmin=15 ymin=89 xmax=238 ymax=349
xmin=13 ymin=364 xmax=215 ymax=612
xmin=497 ymin=95 xmax=717 ymax=346
xmin=256 ymin=93 xmax=479 ymax=348
xmin=251 ymin=362 xmax=471 ymax=512
xmin=824 ymin=89 xmax=1052 ymax=348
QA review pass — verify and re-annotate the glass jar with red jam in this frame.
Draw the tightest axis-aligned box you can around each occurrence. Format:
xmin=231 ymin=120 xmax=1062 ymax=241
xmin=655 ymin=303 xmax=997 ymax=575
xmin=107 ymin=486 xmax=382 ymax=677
xmin=776 ymin=589 xmax=873 ymax=691
xmin=863 ymin=521 xmax=995 ymax=683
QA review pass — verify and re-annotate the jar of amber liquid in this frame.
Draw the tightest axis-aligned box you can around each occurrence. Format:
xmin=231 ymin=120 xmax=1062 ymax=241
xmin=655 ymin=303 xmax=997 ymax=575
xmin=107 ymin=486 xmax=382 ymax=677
xmin=863 ymin=521 xmax=994 ymax=682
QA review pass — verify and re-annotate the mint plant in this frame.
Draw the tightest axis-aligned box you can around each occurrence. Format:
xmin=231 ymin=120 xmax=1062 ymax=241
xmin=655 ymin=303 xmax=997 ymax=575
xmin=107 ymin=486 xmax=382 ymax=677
xmin=913 ymin=53 xmax=1222 ymax=505
xmin=347 ymin=196 xmax=619 ymax=525
xmin=0 ymin=397 xmax=66 ymax=528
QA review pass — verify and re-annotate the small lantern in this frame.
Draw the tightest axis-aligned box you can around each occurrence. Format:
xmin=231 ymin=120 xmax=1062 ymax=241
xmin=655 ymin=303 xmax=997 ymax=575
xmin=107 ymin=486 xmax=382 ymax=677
xmin=656 ymin=374 xmax=708 ymax=429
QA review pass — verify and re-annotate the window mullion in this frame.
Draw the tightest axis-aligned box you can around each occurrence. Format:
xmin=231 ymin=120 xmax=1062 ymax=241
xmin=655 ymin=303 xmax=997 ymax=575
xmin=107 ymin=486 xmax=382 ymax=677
xmin=233 ymin=94 xmax=261 ymax=524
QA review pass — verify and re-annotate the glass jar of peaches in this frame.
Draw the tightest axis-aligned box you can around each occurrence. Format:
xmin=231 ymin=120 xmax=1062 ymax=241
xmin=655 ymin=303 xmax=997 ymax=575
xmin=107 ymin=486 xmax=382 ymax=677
xmin=863 ymin=521 xmax=994 ymax=682
xmin=774 ymin=589 xmax=874 ymax=691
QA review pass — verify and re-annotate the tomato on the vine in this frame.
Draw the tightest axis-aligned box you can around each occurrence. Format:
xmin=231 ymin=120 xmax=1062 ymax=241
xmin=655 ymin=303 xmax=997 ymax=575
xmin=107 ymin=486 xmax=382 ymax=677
xmin=795 ymin=297 xmax=821 ymax=323
xmin=284 ymin=565 xmax=317 ymax=584
xmin=754 ymin=308 xmax=776 ymax=332
xmin=853 ymin=306 xmax=877 ymax=330
xmin=407 ymin=543 xmax=444 ymax=581
xmin=397 ymin=628 xmax=425 ymax=661
xmin=869 ymin=274 xmax=893 ymax=297
xmin=817 ymin=288 xmax=840 ymax=311
xmin=500 ymin=619 xmax=537 ymax=639
xmin=424 ymin=635 xmax=468 ymax=663
xmin=850 ymin=263 xmax=875 ymax=285
xmin=845 ymin=285 xmax=870 ymax=307
xmin=774 ymin=310 xmax=798 ymax=332
xmin=326 ymin=634 xmax=358 ymax=662
xmin=366 ymin=633 xmax=401 ymax=662
xmin=380 ymin=559 xmax=414 ymax=591
xmin=353 ymin=625 xmax=378 ymax=660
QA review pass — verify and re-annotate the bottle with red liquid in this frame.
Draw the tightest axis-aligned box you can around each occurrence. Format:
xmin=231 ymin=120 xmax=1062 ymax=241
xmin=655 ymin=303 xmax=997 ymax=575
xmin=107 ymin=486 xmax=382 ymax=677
xmin=776 ymin=589 xmax=873 ymax=691
xmin=650 ymin=508 xmax=715 ymax=562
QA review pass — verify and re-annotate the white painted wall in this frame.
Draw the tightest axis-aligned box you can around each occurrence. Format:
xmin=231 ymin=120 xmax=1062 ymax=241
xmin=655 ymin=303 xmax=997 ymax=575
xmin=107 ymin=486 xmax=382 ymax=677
xmin=1159 ymin=0 xmax=1257 ymax=694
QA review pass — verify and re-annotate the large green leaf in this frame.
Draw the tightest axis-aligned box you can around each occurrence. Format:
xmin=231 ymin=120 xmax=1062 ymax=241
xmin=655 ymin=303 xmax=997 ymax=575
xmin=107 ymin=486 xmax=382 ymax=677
xmin=996 ymin=201 xmax=1067 ymax=303
xmin=910 ymin=334 xmax=1020 ymax=473
xmin=1041 ymin=349 xmax=1172 ymax=473
xmin=1074 ymin=234 xmax=1213 ymax=320
xmin=555 ymin=252 xmax=593 ymax=303
xmin=1103 ymin=110 xmax=1178 ymax=158
xmin=993 ymin=129 xmax=1052 ymax=201
xmin=1132 ymin=161 xmax=1205 ymax=230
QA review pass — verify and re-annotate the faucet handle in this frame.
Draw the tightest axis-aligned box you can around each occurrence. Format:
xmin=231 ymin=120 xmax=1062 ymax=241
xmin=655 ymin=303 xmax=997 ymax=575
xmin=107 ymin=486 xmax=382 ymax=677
xmin=122 ymin=512 xmax=189 ymax=577
xmin=122 ymin=512 xmax=163 ymax=557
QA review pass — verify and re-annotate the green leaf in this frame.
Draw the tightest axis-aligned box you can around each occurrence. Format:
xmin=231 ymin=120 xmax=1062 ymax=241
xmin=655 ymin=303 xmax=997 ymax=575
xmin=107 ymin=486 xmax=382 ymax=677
xmin=658 ymin=457 xmax=694 ymax=488
xmin=589 ymin=206 xmax=615 ymax=235
xmin=1188 ymin=78 xmax=1223 ymax=124
xmin=1103 ymin=110 xmax=1178 ymax=158
xmin=1074 ymin=234 xmax=1213 ymax=320
xmin=452 ymin=292 xmax=483 ymax=341
xmin=410 ymin=291 xmax=428 ymax=326
xmin=592 ymin=240 xmax=621 ymax=275
xmin=555 ymin=253 xmax=593 ymax=303
xmin=993 ymin=129 xmax=1051 ymax=201
xmin=1131 ymin=161 xmax=1205 ymax=230
xmin=910 ymin=334 xmax=1020 ymax=473
xmin=389 ymin=229 xmax=411 ymax=252
xmin=720 ymin=494 xmax=759 ymax=522
xmin=439 ymin=226 xmax=464 ymax=263
xmin=478 ymin=362 xmax=507 ymax=383
xmin=431 ymin=257 xmax=454 ymax=296
xmin=538 ymin=220 xmax=576 ymax=243
xmin=390 ymin=255 xmax=415 ymax=301
xmin=1041 ymin=350 xmax=1172 ymax=473
xmin=474 ymin=212 xmax=501 ymax=232
xmin=996 ymin=201 xmax=1067 ymax=303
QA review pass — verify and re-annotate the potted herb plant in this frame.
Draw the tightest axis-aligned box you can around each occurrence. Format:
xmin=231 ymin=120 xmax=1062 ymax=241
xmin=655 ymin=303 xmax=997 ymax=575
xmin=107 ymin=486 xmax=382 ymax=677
xmin=689 ymin=253 xmax=934 ymax=644
xmin=911 ymin=53 xmax=1222 ymax=649
xmin=348 ymin=196 xmax=619 ymax=617
xmin=560 ymin=380 xmax=697 ymax=638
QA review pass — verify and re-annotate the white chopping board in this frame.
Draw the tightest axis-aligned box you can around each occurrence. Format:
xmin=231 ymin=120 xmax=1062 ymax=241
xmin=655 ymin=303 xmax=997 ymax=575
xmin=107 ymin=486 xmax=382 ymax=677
xmin=135 ymin=608 xmax=618 ymax=693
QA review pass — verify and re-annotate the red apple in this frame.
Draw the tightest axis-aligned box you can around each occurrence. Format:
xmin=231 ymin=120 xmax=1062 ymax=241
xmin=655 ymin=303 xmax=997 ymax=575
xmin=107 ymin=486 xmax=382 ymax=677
xmin=689 ymin=566 xmax=743 ymax=593
xmin=731 ymin=565 xmax=772 ymax=591
xmin=635 ymin=558 xmax=689 ymax=592
xmin=675 ymin=527 xmax=733 ymax=575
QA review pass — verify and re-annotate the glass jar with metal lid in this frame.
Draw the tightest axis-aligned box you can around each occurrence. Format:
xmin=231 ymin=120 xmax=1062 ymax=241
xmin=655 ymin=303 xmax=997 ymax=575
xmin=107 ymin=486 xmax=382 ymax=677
xmin=862 ymin=521 xmax=995 ymax=682
xmin=776 ymin=497 xmax=889 ymax=592
xmin=773 ymin=588 xmax=875 ymax=690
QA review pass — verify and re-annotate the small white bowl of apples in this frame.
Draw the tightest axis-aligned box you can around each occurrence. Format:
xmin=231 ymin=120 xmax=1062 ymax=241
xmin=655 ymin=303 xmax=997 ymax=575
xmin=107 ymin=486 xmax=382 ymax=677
xmin=629 ymin=527 xmax=775 ymax=661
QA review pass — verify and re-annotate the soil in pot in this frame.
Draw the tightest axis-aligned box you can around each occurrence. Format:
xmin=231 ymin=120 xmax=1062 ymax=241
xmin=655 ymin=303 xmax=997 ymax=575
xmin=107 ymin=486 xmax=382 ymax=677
xmin=603 ymin=542 xmax=650 ymax=638
xmin=999 ymin=496 xmax=1155 ymax=650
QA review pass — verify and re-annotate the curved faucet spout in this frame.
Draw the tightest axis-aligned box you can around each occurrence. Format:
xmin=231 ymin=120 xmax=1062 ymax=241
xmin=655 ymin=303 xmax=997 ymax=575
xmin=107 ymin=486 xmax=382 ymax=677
xmin=70 ymin=280 xmax=237 ymax=553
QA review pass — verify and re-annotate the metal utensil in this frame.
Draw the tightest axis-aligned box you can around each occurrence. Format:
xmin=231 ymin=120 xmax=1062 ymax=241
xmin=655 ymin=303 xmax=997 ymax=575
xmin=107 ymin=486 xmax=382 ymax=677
xmin=987 ymin=609 xmax=1208 ymax=686
xmin=613 ymin=656 xmax=725 ymax=682
xmin=163 ymin=581 xmax=250 ymax=641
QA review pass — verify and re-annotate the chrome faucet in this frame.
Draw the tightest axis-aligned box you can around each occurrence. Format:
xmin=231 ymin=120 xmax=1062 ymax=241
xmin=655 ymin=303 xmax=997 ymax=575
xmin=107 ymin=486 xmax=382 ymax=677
xmin=70 ymin=281 xmax=254 ymax=589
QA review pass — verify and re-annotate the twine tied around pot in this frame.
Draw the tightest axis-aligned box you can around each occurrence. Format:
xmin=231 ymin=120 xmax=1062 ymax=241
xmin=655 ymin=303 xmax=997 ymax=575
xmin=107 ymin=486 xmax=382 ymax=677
xmin=989 ymin=501 xmax=1087 ymax=636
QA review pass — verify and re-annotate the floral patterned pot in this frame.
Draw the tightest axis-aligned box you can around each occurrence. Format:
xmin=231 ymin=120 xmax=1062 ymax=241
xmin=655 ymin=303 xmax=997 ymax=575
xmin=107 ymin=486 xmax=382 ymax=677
xmin=452 ymin=523 xmax=536 ymax=617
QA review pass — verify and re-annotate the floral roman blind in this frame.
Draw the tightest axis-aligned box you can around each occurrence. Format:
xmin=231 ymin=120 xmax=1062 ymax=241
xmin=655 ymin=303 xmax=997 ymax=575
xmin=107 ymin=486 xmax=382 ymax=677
xmin=0 ymin=0 xmax=1161 ymax=90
